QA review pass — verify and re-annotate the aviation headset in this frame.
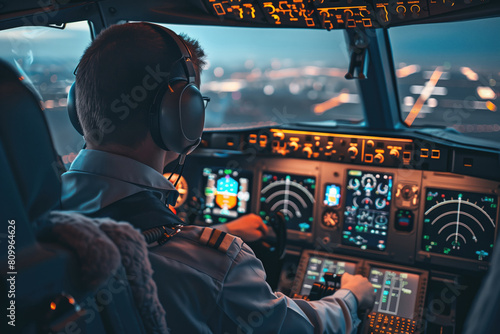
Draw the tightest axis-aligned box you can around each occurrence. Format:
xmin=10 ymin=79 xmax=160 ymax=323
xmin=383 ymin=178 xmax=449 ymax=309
xmin=67 ymin=23 xmax=205 ymax=155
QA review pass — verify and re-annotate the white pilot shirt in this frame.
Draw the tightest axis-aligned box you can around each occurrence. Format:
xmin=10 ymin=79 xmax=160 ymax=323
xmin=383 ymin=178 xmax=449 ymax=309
xmin=62 ymin=149 xmax=361 ymax=334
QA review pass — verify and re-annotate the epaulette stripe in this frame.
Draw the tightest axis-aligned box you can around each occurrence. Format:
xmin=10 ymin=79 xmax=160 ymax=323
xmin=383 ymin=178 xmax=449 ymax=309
xmin=208 ymin=229 xmax=223 ymax=247
xmin=218 ymin=234 xmax=235 ymax=252
xmin=200 ymin=227 xmax=213 ymax=245
xmin=212 ymin=231 xmax=227 ymax=249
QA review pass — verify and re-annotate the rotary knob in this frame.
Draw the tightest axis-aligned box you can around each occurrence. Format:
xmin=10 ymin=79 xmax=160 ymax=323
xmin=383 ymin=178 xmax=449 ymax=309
xmin=289 ymin=141 xmax=299 ymax=151
xmin=302 ymin=146 xmax=313 ymax=158
xmin=347 ymin=146 xmax=358 ymax=159
xmin=389 ymin=148 xmax=400 ymax=158
xmin=374 ymin=153 xmax=385 ymax=164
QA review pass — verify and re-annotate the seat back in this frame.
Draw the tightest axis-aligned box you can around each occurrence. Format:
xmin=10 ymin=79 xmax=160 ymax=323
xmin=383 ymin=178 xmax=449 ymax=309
xmin=0 ymin=59 xmax=147 ymax=334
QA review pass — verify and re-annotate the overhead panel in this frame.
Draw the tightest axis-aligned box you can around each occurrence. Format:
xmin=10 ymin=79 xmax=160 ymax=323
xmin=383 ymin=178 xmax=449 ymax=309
xmin=204 ymin=0 xmax=490 ymax=29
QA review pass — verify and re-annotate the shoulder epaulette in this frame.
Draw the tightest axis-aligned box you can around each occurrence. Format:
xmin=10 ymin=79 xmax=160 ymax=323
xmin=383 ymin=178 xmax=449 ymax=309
xmin=199 ymin=227 xmax=236 ymax=253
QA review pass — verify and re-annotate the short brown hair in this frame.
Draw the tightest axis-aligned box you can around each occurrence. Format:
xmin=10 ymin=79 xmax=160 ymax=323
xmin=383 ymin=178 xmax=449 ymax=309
xmin=75 ymin=22 xmax=206 ymax=148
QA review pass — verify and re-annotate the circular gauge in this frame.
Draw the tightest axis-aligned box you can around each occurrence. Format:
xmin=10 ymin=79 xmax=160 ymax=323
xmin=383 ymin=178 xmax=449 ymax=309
xmin=322 ymin=209 xmax=339 ymax=228
xmin=376 ymin=183 xmax=389 ymax=195
xmin=360 ymin=197 xmax=373 ymax=208
xmin=163 ymin=173 xmax=188 ymax=208
xmin=361 ymin=173 xmax=377 ymax=190
xmin=348 ymin=178 xmax=360 ymax=190
xmin=375 ymin=198 xmax=387 ymax=210
xmin=375 ymin=214 xmax=388 ymax=225
xmin=422 ymin=189 xmax=497 ymax=261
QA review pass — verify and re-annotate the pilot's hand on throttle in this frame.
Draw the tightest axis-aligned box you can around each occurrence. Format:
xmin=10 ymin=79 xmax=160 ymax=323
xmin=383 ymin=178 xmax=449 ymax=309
xmin=341 ymin=272 xmax=375 ymax=310
xmin=225 ymin=214 xmax=269 ymax=242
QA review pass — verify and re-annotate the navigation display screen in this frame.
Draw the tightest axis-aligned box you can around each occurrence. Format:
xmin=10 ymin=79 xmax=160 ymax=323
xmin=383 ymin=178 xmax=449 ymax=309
xmin=369 ymin=267 xmax=419 ymax=319
xmin=202 ymin=168 xmax=251 ymax=224
xmin=422 ymin=188 xmax=497 ymax=261
xmin=300 ymin=256 xmax=357 ymax=296
xmin=342 ymin=170 xmax=393 ymax=251
xmin=259 ymin=172 xmax=316 ymax=233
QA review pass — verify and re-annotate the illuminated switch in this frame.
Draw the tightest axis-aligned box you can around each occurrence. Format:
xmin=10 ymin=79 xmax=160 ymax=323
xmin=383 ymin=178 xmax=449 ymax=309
xmin=431 ymin=150 xmax=440 ymax=159
xmin=365 ymin=154 xmax=373 ymax=163
xmin=259 ymin=134 xmax=268 ymax=148
xmin=403 ymin=151 xmax=411 ymax=164
xmin=249 ymin=134 xmax=257 ymax=144
xmin=420 ymin=148 xmax=429 ymax=158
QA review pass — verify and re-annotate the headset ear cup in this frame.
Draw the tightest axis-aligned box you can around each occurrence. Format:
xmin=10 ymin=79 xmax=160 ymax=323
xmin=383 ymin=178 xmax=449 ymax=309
xmin=67 ymin=82 xmax=84 ymax=136
xmin=157 ymin=82 xmax=205 ymax=154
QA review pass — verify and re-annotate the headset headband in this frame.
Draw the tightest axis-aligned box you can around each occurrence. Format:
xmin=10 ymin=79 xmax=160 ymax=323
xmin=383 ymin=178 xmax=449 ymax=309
xmin=144 ymin=23 xmax=197 ymax=85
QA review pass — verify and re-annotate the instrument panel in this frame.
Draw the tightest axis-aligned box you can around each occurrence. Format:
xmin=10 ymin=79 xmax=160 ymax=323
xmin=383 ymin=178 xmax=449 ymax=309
xmin=180 ymin=130 xmax=500 ymax=272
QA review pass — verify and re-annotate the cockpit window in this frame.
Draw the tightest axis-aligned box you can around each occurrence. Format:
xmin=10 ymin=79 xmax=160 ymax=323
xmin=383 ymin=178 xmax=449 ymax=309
xmin=165 ymin=24 xmax=364 ymax=130
xmin=390 ymin=17 xmax=500 ymax=144
xmin=0 ymin=21 xmax=91 ymax=164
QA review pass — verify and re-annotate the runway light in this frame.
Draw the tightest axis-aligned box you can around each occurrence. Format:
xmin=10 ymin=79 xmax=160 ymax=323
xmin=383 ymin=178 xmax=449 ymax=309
xmin=477 ymin=86 xmax=496 ymax=100
xmin=396 ymin=64 xmax=420 ymax=78
xmin=214 ymin=67 xmax=224 ymax=77
xmin=486 ymin=101 xmax=497 ymax=112
xmin=263 ymin=85 xmax=274 ymax=95
xmin=460 ymin=67 xmax=479 ymax=81
xmin=312 ymin=89 xmax=350 ymax=115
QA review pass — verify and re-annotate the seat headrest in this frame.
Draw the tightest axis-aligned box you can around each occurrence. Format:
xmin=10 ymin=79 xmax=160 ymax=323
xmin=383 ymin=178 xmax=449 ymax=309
xmin=0 ymin=59 xmax=64 ymax=222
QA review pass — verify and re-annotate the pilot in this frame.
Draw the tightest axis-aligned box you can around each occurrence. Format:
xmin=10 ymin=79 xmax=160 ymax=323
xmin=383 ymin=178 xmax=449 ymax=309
xmin=61 ymin=22 xmax=375 ymax=333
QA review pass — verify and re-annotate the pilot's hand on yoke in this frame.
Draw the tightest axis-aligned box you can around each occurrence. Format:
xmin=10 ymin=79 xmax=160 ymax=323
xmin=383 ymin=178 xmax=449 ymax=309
xmin=224 ymin=213 xmax=269 ymax=242
xmin=341 ymin=272 xmax=376 ymax=310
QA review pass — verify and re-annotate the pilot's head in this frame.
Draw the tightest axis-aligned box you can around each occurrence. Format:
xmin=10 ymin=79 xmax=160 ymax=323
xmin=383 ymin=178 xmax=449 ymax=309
xmin=74 ymin=22 xmax=206 ymax=161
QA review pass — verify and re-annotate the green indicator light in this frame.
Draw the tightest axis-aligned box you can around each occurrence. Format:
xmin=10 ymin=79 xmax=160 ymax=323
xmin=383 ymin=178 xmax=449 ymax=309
xmin=343 ymin=235 xmax=349 ymax=239
xmin=204 ymin=215 xmax=211 ymax=219
xmin=260 ymin=197 xmax=266 ymax=202
xmin=224 ymin=169 xmax=231 ymax=175
xmin=458 ymin=193 xmax=463 ymax=199
xmin=259 ymin=211 xmax=266 ymax=216
xmin=423 ymin=235 xmax=430 ymax=240
xmin=424 ymin=219 xmax=430 ymax=223
xmin=492 ymin=204 xmax=497 ymax=209
xmin=311 ymin=185 xmax=315 ymax=189
xmin=263 ymin=177 xmax=268 ymax=182
xmin=219 ymin=218 xmax=228 ymax=223
xmin=309 ymin=217 xmax=314 ymax=222
xmin=286 ymin=175 xmax=291 ymax=180
xmin=427 ymin=196 xmax=433 ymax=201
